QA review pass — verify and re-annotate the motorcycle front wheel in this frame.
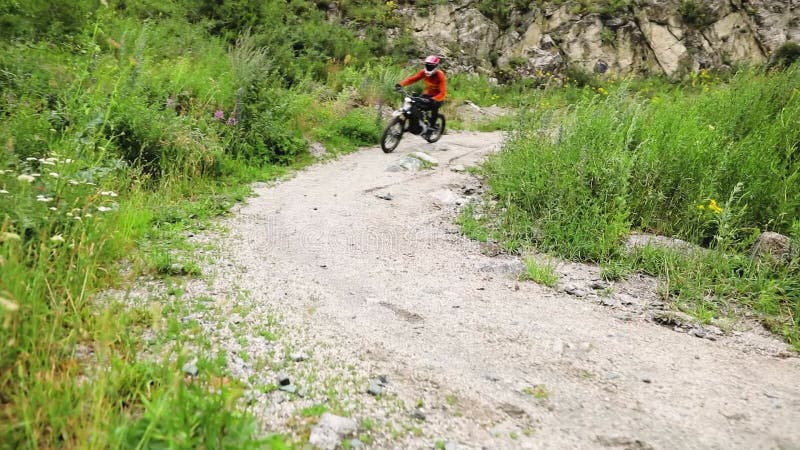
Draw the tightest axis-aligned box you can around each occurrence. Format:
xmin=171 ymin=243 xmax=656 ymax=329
xmin=380 ymin=117 xmax=405 ymax=153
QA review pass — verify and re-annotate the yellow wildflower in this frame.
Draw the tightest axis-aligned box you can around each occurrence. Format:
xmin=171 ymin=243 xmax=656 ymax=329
xmin=708 ymin=199 xmax=722 ymax=214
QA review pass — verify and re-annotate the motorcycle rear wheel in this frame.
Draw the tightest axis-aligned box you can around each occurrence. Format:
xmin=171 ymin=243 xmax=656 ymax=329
xmin=424 ymin=115 xmax=446 ymax=143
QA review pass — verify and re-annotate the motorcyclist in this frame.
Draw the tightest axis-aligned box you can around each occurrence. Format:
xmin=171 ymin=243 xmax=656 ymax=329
xmin=395 ymin=55 xmax=446 ymax=134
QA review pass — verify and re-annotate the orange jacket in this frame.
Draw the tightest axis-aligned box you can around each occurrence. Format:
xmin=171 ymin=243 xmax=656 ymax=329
xmin=400 ymin=70 xmax=447 ymax=102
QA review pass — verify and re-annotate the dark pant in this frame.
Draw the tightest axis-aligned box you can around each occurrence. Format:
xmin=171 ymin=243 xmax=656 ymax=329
xmin=428 ymin=101 xmax=441 ymax=128
xmin=421 ymin=96 xmax=442 ymax=128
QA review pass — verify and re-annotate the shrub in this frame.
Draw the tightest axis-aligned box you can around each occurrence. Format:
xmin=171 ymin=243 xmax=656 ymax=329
xmin=679 ymin=0 xmax=716 ymax=28
xmin=770 ymin=41 xmax=800 ymax=68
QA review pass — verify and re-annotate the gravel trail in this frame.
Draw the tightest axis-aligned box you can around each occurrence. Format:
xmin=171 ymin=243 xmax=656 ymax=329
xmin=186 ymin=131 xmax=799 ymax=449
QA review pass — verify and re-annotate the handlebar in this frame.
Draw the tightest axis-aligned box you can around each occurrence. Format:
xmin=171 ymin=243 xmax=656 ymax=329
xmin=394 ymin=87 xmax=432 ymax=104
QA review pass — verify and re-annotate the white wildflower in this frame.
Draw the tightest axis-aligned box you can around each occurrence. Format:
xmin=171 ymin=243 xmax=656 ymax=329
xmin=31 ymin=173 xmax=40 ymax=177
xmin=100 ymin=191 xmax=118 ymax=197
xmin=97 ymin=206 xmax=112 ymax=212
xmin=49 ymin=235 xmax=65 ymax=243
xmin=36 ymin=195 xmax=53 ymax=202
xmin=0 ymin=190 xmax=8 ymax=194
xmin=0 ymin=296 xmax=19 ymax=312
xmin=17 ymin=174 xmax=35 ymax=183
xmin=26 ymin=157 xmax=38 ymax=161
xmin=49 ymin=207 xmax=57 ymax=211
xmin=68 ymin=180 xmax=79 ymax=185
xmin=40 ymin=158 xmax=58 ymax=165
xmin=65 ymin=159 xmax=74 ymax=164
xmin=49 ymin=172 xmax=59 ymax=178
xmin=0 ymin=232 xmax=21 ymax=242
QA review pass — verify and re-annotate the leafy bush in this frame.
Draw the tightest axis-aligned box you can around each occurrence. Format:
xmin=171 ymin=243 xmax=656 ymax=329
xmin=679 ymin=0 xmax=716 ymax=28
xmin=770 ymin=41 xmax=800 ymax=68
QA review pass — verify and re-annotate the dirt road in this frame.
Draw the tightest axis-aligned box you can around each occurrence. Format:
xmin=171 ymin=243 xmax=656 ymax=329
xmin=187 ymin=132 xmax=799 ymax=449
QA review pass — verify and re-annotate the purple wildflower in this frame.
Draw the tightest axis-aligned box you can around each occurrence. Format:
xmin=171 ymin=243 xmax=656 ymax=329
xmin=213 ymin=110 xmax=225 ymax=121
xmin=165 ymin=97 xmax=176 ymax=109
xmin=226 ymin=116 xmax=237 ymax=126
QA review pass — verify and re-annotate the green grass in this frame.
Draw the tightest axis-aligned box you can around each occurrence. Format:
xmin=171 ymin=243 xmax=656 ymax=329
xmin=456 ymin=205 xmax=491 ymax=242
xmin=300 ymin=404 xmax=329 ymax=418
xmin=471 ymin=66 xmax=800 ymax=348
xmin=520 ymin=257 xmax=559 ymax=287
xmin=0 ymin=1 xmax=393 ymax=445
xmin=523 ymin=385 xmax=550 ymax=399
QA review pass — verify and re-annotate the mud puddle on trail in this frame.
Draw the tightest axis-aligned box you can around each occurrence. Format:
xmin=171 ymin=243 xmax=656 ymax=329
xmin=133 ymin=132 xmax=800 ymax=449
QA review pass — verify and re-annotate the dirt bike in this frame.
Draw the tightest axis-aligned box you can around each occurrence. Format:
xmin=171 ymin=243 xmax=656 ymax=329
xmin=380 ymin=88 xmax=446 ymax=153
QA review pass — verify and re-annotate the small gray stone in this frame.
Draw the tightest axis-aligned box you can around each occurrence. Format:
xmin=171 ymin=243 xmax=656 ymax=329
xmin=309 ymin=142 xmax=327 ymax=159
xmin=180 ymin=313 xmax=202 ymax=323
xmin=279 ymin=384 xmax=297 ymax=394
xmin=411 ymin=409 xmax=426 ymax=421
xmin=409 ymin=151 xmax=438 ymax=165
xmin=603 ymin=17 xmax=627 ymax=28
xmin=182 ymin=361 xmax=198 ymax=377
xmin=617 ymin=293 xmax=640 ymax=306
xmin=367 ymin=382 xmax=383 ymax=396
xmin=168 ymin=263 xmax=189 ymax=275
xmin=349 ymin=439 xmax=365 ymax=449
xmin=309 ymin=413 xmax=358 ymax=450
xmin=688 ymin=328 xmax=707 ymax=339
xmin=397 ymin=156 xmax=423 ymax=171
xmin=564 ymin=284 xmax=587 ymax=297
xmin=451 ymin=164 xmax=466 ymax=172
xmin=600 ymin=297 xmax=620 ymax=307
xmin=291 ymin=352 xmax=309 ymax=362
xmin=376 ymin=192 xmax=393 ymax=201
xmin=590 ymin=281 xmax=609 ymax=290
xmin=277 ymin=373 xmax=291 ymax=386
xmin=653 ymin=310 xmax=696 ymax=328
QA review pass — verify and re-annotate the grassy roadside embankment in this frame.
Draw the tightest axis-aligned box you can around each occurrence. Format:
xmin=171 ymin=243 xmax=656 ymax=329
xmin=462 ymin=67 xmax=800 ymax=348
xmin=0 ymin=1 xmax=416 ymax=446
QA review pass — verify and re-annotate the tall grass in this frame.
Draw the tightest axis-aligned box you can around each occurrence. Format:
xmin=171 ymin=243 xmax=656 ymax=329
xmin=1 ymin=0 xmax=434 ymax=443
xmin=478 ymin=67 xmax=800 ymax=346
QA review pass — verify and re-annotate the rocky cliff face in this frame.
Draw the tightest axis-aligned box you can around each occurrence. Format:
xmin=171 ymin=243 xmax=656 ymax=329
xmin=399 ymin=0 xmax=798 ymax=77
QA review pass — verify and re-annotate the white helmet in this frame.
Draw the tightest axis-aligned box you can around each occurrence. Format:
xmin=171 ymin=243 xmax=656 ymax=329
xmin=424 ymin=55 xmax=440 ymax=76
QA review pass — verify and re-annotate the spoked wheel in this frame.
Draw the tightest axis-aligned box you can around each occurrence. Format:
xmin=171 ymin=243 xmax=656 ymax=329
xmin=380 ymin=117 xmax=404 ymax=153
xmin=424 ymin=115 xmax=446 ymax=143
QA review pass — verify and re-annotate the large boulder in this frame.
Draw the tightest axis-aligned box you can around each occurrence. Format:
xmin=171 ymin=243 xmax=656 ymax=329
xmin=751 ymin=231 xmax=793 ymax=263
